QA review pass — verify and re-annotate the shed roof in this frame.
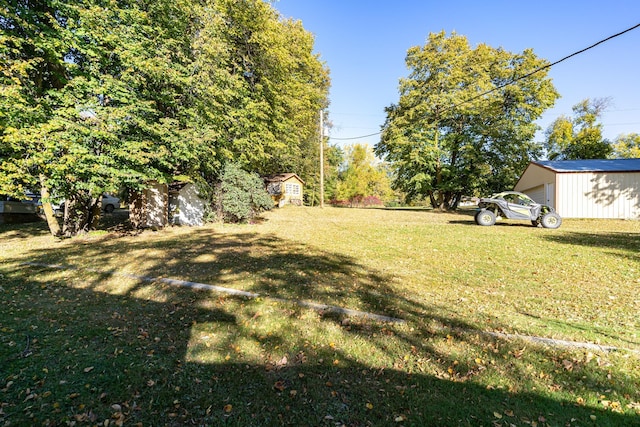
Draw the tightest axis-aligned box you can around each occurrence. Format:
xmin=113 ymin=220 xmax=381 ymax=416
xmin=534 ymin=159 xmax=640 ymax=173
xmin=263 ymin=173 xmax=304 ymax=184
xmin=168 ymin=182 xmax=190 ymax=193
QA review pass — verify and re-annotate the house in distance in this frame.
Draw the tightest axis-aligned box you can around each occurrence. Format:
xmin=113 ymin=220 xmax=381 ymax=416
xmin=264 ymin=173 xmax=304 ymax=207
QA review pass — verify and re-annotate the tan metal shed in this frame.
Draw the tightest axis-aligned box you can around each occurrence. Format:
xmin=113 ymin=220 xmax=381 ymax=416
xmin=514 ymin=159 xmax=640 ymax=219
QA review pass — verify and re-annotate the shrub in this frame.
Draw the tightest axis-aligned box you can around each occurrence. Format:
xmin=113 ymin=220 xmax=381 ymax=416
xmin=329 ymin=198 xmax=349 ymax=207
xmin=362 ymin=195 xmax=383 ymax=206
xmin=217 ymin=163 xmax=273 ymax=222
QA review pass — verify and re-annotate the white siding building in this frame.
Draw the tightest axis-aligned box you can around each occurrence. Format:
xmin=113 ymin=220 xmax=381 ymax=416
xmin=169 ymin=183 xmax=206 ymax=226
xmin=514 ymin=159 xmax=640 ymax=219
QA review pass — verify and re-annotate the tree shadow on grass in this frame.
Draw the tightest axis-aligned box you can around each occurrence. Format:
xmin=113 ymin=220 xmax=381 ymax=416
xmin=1 ymin=226 xmax=639 ymax=425
xmin=0 ymin=220 xmax=50 ymax=239
xmin=517 ymin=310 xmax=640 ymax=348
xmin=542 ymin=231 xmax=640 ymax=256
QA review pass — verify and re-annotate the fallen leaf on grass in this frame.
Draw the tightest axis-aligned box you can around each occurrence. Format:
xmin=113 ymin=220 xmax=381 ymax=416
xmin=83 ymin=366 xmax=94 ymax=373
xmin=223 ymin=404 xmax=232 ymax=413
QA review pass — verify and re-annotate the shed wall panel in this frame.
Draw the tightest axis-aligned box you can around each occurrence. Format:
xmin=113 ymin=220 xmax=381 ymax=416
xmin=557 ymin=172 xmax=640 ymax=219
xmin=524 ymin=185 xmax=545 ymax=204
xmin=170 ymin=183 xmax=205 ymax=226
xmin=514 ymin=164 xmax=556 ymax=193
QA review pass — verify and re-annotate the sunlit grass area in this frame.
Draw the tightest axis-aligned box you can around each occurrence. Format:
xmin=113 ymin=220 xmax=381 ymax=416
xmin=1 ymin=207 xmax=639 ymax=426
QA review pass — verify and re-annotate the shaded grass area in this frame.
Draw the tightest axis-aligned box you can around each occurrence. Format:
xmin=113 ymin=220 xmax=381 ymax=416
xmin=1 ymin=208 xmax=639 ymax=426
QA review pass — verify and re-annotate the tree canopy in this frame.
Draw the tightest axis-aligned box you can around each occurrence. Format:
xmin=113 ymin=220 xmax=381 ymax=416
xmin=375 ymin=32 xmax=559 ymax=210
xmin=612 ymin=133 xmax=640 ymax=158
xmin=335 ymin=143 xmax=393 ymax=206
xmin=0 ymin=0 xmax=329 ymax=235
xmin=544 ymin=98 xmax=613 ymax=160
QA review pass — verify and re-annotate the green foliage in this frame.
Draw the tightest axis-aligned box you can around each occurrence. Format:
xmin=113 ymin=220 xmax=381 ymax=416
xmin=612 ymin=133 xmax=640 ymax=158
xmin=321 ymin=143 xmax=344 ymax=203
xmin=376 ymin=32 xmax=558 ymax=210
xmin=1 ymin=0 xmax=202 ymax=235
xmin=544 ymin=98 xmax=613 ymax=160
xmin=202 ymin=0 xmax=330 ymax=176
xmin=0 ymin=0 xmax=329 ymax=235
xmin=336 ymin=144 xmax=393 ymax=206
xmin=218 ymin=163 xmax=273 ymax=222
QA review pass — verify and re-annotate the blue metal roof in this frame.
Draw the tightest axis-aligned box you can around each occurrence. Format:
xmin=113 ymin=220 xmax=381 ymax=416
xmin=535 ymin=159 xmax=640 ymax=173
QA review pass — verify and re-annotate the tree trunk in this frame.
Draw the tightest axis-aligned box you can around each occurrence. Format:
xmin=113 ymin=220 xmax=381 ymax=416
xmin=89 ymin=197 xmax=101 ymax=229
xmin=428 ymin=192 xmax=437 ymax=209
xmin=62 ymin=199 xmax=77 ymax=237
xmin=39 ymin=176 xmax=61 ymax=237
xmin=450 ymin=192 xmax=462 ymax=210
xmin=213 ymin=181 xmax=224 ymax=221
xmin=62 ymin=197 xmax=91 ymax=237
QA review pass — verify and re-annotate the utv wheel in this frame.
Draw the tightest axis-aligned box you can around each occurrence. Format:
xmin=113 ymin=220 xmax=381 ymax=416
xmin=475 ymin=209 xmax=496 ymax=226
xmin=531 ymin=219 xmax=540 ymax=227
xmin=541 ymin=212 xmax=562 ymax=229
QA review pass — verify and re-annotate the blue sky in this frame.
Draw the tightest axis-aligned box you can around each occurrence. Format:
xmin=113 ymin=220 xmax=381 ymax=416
xmin=273 ymin=1 xmax=640 ymax=149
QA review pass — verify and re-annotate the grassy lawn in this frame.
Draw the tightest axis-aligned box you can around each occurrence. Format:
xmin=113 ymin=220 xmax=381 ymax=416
xmin=1 ymin=207 xmax=639 ymax=426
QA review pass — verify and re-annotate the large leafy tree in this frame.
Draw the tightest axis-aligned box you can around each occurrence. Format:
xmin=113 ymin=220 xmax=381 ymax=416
xmin=1 ymin=0 xmax=203 ymax=235
xmin=163 ymin=0 xmax=330 ymax=198
xmin=1 ymin=0 xmax=329 ymax=235
xmin=612 ymin=133 xmax=640 ymax=158
xmin=544 ymin=98 xmax=613 ymax=160
xmin=375 ymin=32 xmax=559 ymax=210
xmin=204 ymin=0 xmax=329 ymax=175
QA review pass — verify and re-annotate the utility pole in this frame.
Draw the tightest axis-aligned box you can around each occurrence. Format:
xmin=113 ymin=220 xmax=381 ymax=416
xmin=319 ymin=110 xmax=324 ymax=208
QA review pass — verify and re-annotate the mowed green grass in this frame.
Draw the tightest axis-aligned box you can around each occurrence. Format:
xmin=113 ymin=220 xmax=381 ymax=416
xmin=0 ymin=207 xmax=639 ymax=426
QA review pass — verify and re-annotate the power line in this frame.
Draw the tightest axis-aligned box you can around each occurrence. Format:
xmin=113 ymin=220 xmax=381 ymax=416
xmin=605 ymin=108 xmax=640 ymax=112
xmin=330 ymin=131 xmax=382 ymax=141
xmin=328 ymin=22 xmax=640 ymax=142
xmin=458 ymin=22 xmax=640 ymax=108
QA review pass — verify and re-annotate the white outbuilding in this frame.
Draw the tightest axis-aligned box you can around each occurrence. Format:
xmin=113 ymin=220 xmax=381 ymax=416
xmin=514 ymin=159 xmax=640 ymax=219
xmin=168 ymin=182 xmax=206 ymax=226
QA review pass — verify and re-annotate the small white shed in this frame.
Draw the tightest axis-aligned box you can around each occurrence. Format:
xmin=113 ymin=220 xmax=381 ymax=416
xmin=514 ymin=159 xmax=640 ymax=219
xmin=129 ymin=181 xmax=169 ymax=228
xmin=168 ymin=183 xmax=205 ymax=226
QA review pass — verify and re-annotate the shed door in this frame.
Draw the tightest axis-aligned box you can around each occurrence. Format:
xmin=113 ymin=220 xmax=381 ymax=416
xmin=545 ymin=183 xmax=555 ymax=208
